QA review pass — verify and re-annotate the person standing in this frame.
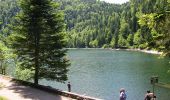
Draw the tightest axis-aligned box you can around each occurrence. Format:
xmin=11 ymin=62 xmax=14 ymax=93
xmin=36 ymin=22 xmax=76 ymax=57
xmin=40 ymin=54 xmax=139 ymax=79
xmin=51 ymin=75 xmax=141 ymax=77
xmin=67 ymin=82 xmax=71 ymax=92
xmin=144 ymin=90 xmax=156 ymax=100
xmin=120 ymin=88 xmax=127 ymax=100
xmin=144 ymin=90 xmax=152 ymax=100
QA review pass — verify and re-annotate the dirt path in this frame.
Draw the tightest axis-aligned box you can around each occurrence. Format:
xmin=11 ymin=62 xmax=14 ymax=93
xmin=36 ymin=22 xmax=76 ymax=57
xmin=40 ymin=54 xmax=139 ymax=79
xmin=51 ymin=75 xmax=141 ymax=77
xmin=0 ymin=76 xmax=73 ymax=100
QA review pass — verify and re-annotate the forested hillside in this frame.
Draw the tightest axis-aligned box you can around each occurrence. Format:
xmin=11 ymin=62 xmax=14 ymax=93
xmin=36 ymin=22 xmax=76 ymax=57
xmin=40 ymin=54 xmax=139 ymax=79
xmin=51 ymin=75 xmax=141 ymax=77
xmin=0 ymin=0 xmax=169 ymax=53
xmin=0 ymin=0 xmax=19 ymax=36
xmin=57 ymin=0 xmax=169 ymax=50
xmin=57 ymin=0 xmax=123 ymax=48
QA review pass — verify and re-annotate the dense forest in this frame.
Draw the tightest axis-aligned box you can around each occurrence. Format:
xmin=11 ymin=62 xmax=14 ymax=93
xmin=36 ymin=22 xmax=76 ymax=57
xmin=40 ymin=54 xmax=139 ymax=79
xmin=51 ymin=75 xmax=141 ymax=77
xmin=57 ymin=0 xmax=169 ymax=51
xmin=0 ymin=0 xmax=18 ymax=36
xmin=0 ymin=0 xmax=170 ymax=54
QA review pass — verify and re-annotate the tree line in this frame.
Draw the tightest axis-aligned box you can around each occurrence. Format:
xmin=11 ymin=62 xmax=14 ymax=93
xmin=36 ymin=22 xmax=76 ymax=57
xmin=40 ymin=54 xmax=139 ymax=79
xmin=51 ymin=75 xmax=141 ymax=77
xmin=1 ymin=0 xmax=169 ymax=51
xmin=55 ymin=0 xmax=169 ymax=53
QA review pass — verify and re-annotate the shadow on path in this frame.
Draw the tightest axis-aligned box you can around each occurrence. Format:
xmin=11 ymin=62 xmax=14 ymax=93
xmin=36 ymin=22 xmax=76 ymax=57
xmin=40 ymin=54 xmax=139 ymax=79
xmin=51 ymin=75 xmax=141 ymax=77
xmin=0 ymin=78 xmax=71 ymax=100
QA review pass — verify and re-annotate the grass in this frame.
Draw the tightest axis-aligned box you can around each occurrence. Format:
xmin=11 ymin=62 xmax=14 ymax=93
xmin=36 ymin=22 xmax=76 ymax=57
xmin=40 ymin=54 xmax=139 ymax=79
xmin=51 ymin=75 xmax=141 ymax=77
xmin=0 ymin=96 xmax=8 ymax=100
xmin=0 ymin=82 xmax=7 ymax=100
xmin=0 ymin=83 xmax=7 ymax=100
xmin=0 ymin=83 xmax=5 ymax=89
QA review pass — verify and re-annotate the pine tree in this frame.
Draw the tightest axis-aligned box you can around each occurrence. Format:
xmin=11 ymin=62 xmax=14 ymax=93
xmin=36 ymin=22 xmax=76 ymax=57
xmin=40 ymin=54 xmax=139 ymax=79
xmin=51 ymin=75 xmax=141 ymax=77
xmin=9 ymin=0 xmax=70 ymax=85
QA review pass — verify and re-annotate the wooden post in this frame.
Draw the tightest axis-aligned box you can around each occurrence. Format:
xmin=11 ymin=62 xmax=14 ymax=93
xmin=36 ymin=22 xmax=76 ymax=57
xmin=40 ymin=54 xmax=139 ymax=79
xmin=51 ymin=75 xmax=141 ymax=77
xmin=150 ymin=76 xmax=158 ymax=97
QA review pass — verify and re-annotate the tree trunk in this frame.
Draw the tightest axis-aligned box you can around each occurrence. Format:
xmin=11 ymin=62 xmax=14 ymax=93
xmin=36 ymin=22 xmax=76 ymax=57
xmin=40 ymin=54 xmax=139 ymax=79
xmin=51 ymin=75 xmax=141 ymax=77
xmin=34 ymin=31 xmax=40 ymax=85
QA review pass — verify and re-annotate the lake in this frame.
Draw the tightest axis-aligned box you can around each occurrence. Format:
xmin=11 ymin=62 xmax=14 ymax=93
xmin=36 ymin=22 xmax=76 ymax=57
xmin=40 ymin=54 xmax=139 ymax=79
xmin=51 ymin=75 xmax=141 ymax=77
xmin=39 ymin=49 xmax=170 ymax=100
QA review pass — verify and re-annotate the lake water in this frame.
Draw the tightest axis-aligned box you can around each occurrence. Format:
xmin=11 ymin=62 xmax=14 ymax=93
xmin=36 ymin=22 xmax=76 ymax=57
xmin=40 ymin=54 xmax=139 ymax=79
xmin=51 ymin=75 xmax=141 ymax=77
xmin=39 ymin=49 xmax=170 ymax=100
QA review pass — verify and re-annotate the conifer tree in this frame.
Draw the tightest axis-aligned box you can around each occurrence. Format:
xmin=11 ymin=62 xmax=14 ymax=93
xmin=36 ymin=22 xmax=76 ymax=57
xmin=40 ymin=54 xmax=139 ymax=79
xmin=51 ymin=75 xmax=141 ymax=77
xmin=9 ymin=0 xmax=69 ymax=85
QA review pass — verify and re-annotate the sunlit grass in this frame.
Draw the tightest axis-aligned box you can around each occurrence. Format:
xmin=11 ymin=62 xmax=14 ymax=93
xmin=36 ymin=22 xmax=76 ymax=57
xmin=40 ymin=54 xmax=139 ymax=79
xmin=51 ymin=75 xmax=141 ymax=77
xmin=0 ymin=82 xmax=7 ymax=100
xmin=0 ymin=96 xmax=8 ymax=100
xmin=0 ymin=83 xmax=5 ymax=89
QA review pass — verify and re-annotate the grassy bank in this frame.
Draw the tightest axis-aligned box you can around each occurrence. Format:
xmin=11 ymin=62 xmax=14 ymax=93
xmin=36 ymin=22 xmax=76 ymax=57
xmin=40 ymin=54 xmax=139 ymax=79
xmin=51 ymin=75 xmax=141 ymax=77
xmin=0 ymin=96 xmax=8 ymax=100
xmin=0 ymin=83 xmax=5 ymax=89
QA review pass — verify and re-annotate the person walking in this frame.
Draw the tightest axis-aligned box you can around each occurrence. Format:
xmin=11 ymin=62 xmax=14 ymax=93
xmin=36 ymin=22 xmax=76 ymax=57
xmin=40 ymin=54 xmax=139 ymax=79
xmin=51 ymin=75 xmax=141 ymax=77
xmin=120 ymin=88 xmax=127 ymax=100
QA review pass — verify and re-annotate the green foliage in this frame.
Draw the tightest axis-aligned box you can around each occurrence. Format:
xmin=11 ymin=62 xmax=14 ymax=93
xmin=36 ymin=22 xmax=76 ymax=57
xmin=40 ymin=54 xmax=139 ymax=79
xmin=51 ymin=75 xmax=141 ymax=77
xmin=138 ymin=13 xmax=157 ymax=29
xmin=137 ymin=0 xmax=170 ymax=55
xmin=133 ymin=29 xmax=145 ymax=47
xmin=56 ymin=0 xmax=122 ymax=48
xmin=15 ymin=61 xmax=34 ymax=81
xmin=56 ymin=0 xmax=168 ymax=50
xmin=139 ymin=43 xmax=148 ymax=50
xmin=110 ymin=38 xmax=115 ymax=48
xmin=9 ymin=0 xmax=70 ymax=84
xmin=0 ymin=82 xmax=5 ymax=89
xmin=89 ymin=39 xmax=98 ymax=48
xmin=0 ymin=38 xmax=16 ymax=75
xmin=0 ymin=96 xmax=7 ymax=100
xmin=118 ymin=34 xmax=127 ymax=47
xmin=0 ymin=0 xmax=18 ymax=36
xmin=0 ymin=0 xmax=18 ymax=75
xmin=127 ymin=34 xmax=134 ymax=46
xmin=102 ymin=44 xmax=109 ymax=48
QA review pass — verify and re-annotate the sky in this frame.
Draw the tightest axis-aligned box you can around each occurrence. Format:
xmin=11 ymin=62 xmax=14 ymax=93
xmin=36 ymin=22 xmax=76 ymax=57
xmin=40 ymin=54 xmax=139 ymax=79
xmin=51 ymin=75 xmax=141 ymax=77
xmin=100 ymin=0 xmax=129 ymax=4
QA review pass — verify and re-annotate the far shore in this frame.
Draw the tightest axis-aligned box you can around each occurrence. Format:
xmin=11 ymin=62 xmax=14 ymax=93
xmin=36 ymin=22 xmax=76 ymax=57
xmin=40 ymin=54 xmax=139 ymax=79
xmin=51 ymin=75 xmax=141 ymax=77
xmin=122 ymin=48 xmax=163 ymax=55
xmin=67 ymin=48 xmax=163 ymax=55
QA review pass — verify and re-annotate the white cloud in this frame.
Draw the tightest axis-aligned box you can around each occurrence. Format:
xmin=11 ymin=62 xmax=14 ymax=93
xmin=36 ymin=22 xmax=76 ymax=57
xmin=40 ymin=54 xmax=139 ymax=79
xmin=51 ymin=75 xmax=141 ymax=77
xmin=100 ymin=0 xmax=129 ymax=4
